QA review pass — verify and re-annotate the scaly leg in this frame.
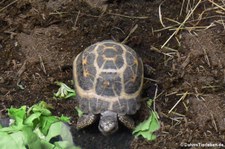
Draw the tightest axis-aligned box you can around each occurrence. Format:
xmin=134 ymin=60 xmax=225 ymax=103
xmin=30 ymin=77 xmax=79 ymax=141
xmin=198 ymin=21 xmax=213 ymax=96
xmin=118 ymin=115 xmax=135 ymax=129
xmin=77 ymin=114 xmax=98 ymax=129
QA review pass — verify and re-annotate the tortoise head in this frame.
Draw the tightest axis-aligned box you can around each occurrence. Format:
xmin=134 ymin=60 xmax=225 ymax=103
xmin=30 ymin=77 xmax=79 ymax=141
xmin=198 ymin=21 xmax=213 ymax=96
xmin=98 ymin=111 xmax=118 ymax=135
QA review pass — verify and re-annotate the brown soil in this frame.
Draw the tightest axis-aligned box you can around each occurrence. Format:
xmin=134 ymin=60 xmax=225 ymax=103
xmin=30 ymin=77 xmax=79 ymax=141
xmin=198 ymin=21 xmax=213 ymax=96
xmin=0 ymin=0 xmax=225 ymax=149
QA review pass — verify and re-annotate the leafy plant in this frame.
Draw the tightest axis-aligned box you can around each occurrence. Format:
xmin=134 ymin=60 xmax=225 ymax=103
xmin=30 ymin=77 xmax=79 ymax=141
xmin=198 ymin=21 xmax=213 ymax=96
xmin=54 ymin=81 xmax=76 ymax=99
xmin=133 ymin=99 xmax=160 ymax=141
xmin=0 ymin=101 xmax=80 ymax=149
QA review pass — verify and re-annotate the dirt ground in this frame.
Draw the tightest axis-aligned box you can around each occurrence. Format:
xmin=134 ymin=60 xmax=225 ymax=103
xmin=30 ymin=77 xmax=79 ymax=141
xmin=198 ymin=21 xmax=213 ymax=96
xmin=0 ymin=0 xmax=225 ymax=148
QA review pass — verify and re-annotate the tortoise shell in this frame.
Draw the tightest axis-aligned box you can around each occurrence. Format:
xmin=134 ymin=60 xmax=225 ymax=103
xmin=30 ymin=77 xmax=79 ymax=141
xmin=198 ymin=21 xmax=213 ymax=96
xmin=73 ymin=40 xmax=143 ymax=115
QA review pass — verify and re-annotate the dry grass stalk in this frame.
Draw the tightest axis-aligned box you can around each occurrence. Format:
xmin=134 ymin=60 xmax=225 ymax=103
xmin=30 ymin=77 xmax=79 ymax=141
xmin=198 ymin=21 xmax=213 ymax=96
xmin=168 ymin=92 xmax=188 ymax=114
xmin=161 ymin=0 xmax=202 ymax=49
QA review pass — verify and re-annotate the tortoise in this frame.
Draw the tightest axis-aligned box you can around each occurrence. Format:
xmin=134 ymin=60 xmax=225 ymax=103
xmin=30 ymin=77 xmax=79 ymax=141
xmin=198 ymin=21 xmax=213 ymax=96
xmin=73 ymin=40 xmax=143 ymax=135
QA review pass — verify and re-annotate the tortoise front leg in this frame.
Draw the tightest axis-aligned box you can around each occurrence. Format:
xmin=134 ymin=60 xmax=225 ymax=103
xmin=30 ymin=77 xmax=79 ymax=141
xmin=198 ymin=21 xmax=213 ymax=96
xmin=118 ymin=115 xmax=135 ymax=129
xmin=77 ymin=114 xmax=98 ymax=129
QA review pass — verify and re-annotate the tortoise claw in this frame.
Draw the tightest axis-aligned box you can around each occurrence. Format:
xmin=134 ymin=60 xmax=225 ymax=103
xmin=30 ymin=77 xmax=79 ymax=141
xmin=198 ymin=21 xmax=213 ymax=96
xmin=77 ymin=114 xmax=98 ymax=129
xmin=118 ymin=115 xmax=135 ymax=129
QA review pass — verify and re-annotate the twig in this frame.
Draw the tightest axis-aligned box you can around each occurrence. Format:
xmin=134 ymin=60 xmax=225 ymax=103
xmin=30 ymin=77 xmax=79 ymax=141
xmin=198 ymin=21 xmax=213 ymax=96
xmin=165 ymin=17 xmax=181 ymax=24
xmin=180 ymin=0 xmax=186 ymax=16
xmin=208 ymin=0 xmax=225 ymax=11
xmin=151 ymin=46 xmax=176 ymax=58
xmin=168 ymin=92 xmax=188 ymax=114
xmin=49 ymin=12 xmax=68 ymax=15
xmin=144 ymin=77 xmax=159 ymax=83
xmin=203 ymin=48 xmax=211 ymax=67
xmin=72 ymin=10 xmax=80 ymax=30
xmin=0 ymin=0 xmax=18 ymax=12
xmin=49 ymin=11 xmax=100 ymax=18
xmin=159 ymin=1 xmax=166 ymax=27
xmin=154 ymin=15 xmax=225 ymax=32
xmin=181 ymin=53 xmax=191 ymax=68
xmin=17 ymin=61 xmax=27 ymax=77
xmin=171 ymin=111 xmax=185 ymax=117
xmin=17 ymin=78 xmax=25 ymax=90
xmin=122 ymin=24 xmax=138 ymax=44
xmin=161 ymin=0 xmax=202 ymax=49
xmin=210 ymin=113 xmax=218 ymax=132
xmin=153 ymin=84 xmax=158 ymax=111
xmin=39 ymin=55 xmax=47 ymax=74
xmin=107 ymin=12 xmax=149 ymax=19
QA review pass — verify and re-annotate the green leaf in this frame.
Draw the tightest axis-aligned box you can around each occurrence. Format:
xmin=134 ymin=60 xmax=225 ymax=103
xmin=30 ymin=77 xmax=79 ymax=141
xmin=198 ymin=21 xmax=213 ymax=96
xmin=40 ymin=116 xmax=58 ymax=135
xmin=148 ymin=112 xmax=160 ymax=132
xmin=0 ymin=128 xmax=40 ymax=149
xmin=54 ymin=141 xmax=70 ymax=149
xmin=135 ymin=131 xmax=157 ymax=141
xmin=10 ymin=130 xmax=27 ymax=148
xmin=46 ymin=122 xmax=80 ymax=149
xmin=54 ymin=81 xmax=76 ymax=99
xmin=33 ymin=127 xmax=45 ymax=140
xmin=54 ymin=141 xmax=81 ymax=149
xmin=39 ymin=140 xmax=54 ymax=149
xmin=0 ymin=125 xmax=18 ymax=133
xmin=75 ymin=106 xmax=83 ymax=117
xmin=133 ymin=111 xmax=160 ymax=141
xmin=0 ymin=132 xmax=21 ymax=149
xmin=59 ymin=115 xmax=70 ymax=123
xmin=46 ymin=122 xmax=67 ymax=141
xmin=24 ymin=112 xmax=42 ymax=127
xmin=38 ymin=101 xmax=54 ymax=110
xmin=30 ymin=102 xmax=52 ymax=116
xmin=65 ymin=92 xmax=76 ymax=99
xmin=133 ymin=112 xmax=154 ymax=133
xmin=21 ymin=127 xmax=42 ymax=149
xmin=8 ymin=106 xmax=26 ymax=127
xmin=0 ymin=102 xmax=77 ymax=149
